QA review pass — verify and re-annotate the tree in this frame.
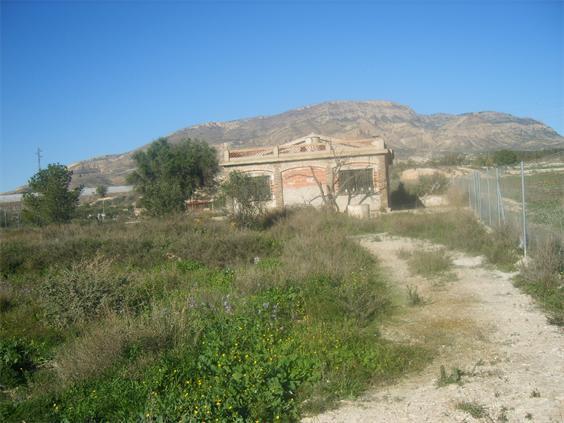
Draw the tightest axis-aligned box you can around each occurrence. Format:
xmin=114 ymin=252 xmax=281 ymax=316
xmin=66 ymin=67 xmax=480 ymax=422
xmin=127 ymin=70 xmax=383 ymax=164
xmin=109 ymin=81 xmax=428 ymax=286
xmin=406 ymin=172 xmax=450 ymax=197
xmin=22 ymin=164 xmax=82 ymax=225
xmin=492 ymin=150 xmax=518 ymax=166
xmin=221 ymin=171 xmax=270 ymax=226
xmin=308 ymin=143 xmax=376 ymax=212
xmin=127 ymin=138 xmax=219 ymax=215
xmin=96 ymin=185 xmax=108 ymax=198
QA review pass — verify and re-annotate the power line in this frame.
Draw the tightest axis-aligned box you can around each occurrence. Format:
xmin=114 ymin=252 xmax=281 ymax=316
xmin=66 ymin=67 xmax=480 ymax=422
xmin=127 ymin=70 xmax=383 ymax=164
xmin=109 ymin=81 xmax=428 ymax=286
xmin=36 ymin=148 xmax=42 ymax=171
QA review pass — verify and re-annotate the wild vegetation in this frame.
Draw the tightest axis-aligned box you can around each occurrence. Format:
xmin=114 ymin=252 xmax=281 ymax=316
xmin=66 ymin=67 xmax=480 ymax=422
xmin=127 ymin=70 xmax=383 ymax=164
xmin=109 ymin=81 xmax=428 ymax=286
xmin=21 ymin=164 xmax=82 ymax=226
xmin=127 ymin=138 xmax=219 ymax=216
xmin=1 ymin=141 xmax=561 ymax=420
xmin=0 ymin=209 xmax=433 ymax=421
xmin=500 ymin=171 xmax=563 ymax=230
xmin=515 ymin=238 xmax=564 ymax=326
xmin=398 ymin=147 xmax=563 ymax=168
xmin=403 ymin=249 xmax=454 ymax=279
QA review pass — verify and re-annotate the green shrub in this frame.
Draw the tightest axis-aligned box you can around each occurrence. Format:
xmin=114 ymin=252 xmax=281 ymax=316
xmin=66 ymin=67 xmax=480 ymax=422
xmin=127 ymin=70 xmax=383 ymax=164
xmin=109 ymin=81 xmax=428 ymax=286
xmin=337 ymin=271 xmax=391 ymax=325
xmin=0 ymin=284 xmax=13 ymax=313
xmin=0 ymin=338 xmax=47 ymax=388
xmin=455 ymin=400 xmax=488 ymax=418
xmin=1 ymin=209 xmax=431 ymax=421
xmin=47 ymin=289 xmax=314 ymax=421
xmin=516 ymin=238 xmax=563 ymax=325
xmin=40 ymin=257 xmax=149 ymax=328
xmin=405 ymin=172 xmax=450 ymax=197
xmin=55 ymin=310 xmax=183 ymax=385
xmin=0 ymin=241 xmax=26 ymax=277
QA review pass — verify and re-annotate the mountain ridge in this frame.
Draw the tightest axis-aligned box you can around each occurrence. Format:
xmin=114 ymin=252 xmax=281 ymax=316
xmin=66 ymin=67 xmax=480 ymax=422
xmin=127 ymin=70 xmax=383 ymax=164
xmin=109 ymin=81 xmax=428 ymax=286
xmin=66 ymin=100 xmax=563 ymax=187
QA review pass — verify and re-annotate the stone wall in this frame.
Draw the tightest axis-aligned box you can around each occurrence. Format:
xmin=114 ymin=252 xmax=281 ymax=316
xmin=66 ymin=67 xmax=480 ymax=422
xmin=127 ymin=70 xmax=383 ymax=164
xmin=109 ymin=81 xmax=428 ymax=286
xmin=223 ymin=153 xmax=390 ymax=213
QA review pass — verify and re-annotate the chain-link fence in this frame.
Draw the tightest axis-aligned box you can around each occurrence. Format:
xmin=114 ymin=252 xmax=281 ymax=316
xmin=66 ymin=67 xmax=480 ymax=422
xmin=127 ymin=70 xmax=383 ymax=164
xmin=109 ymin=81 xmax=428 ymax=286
xmin=461 ymin=161 xmax=563 ymax=258
xmin=0 ymin=203 xmax=22 ymax=228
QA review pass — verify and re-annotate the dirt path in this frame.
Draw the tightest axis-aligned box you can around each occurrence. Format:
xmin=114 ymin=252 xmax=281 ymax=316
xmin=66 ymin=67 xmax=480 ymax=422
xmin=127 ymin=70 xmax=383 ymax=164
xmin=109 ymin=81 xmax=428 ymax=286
xmin=304 ymin=235 xmax=564 ymax=422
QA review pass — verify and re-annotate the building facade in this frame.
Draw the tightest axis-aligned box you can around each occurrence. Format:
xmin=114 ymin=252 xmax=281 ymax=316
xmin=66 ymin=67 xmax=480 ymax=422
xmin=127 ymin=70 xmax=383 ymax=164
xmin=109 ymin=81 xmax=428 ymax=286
xmin=220 ymin=134 xmax=393 ymax=214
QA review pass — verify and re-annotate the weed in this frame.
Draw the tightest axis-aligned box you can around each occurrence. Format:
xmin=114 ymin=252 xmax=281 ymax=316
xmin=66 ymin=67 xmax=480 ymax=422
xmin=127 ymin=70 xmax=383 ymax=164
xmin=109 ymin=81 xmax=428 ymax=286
xmin=0 ymin=209 xmax=430 ymax=421
xmin=497 ymin=406 xmax=509 ymax=422
xmin=396 ymin=248 xmax=411 ymax=260
xmin=436 ymin=365 xmax=464 ymax=387
xmin=0 ymin=338 xmax=47 ymax=388
xmin=530 ymin=389 xmax=541 ymax=398
xmin=0 ymin=284 xmax=13 ymax=313
xmin=406 ymin=285 xmax=424 ymax=306
xmin=40 ymin=257 xmax=149 ymax=328
xmin=407 ymin=249 xmax=453 ymax=279
xmin=372 ymin=211 xmax=519 ymax=269
xmin=455 ymin=401 xmax=488 ymax=419
xmin=515 ymin=238 xmax=563 ymax=326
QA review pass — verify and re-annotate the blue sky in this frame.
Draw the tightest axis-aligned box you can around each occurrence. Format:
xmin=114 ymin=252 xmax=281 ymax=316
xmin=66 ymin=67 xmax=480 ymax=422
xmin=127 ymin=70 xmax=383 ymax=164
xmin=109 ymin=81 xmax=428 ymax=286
xmin=1 ymin=0 xmax=563 ymax=191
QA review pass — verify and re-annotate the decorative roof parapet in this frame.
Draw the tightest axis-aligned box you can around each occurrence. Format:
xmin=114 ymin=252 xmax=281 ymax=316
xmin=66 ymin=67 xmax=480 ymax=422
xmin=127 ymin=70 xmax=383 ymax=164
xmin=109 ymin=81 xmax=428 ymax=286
xmin=221 ymin=134 xmax=391 ymax=166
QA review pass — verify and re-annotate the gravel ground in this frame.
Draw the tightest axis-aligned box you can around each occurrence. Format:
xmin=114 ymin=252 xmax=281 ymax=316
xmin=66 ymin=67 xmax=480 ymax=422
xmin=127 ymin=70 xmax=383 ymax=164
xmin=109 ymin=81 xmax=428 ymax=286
xmin=304 ymin=235 xmax=564 ymax=423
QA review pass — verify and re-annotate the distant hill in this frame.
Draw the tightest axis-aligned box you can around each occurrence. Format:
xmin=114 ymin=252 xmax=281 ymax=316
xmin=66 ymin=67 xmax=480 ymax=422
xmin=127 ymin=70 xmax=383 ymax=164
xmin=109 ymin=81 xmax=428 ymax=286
xmin=68 ymin=100 xmax=564 ymax=187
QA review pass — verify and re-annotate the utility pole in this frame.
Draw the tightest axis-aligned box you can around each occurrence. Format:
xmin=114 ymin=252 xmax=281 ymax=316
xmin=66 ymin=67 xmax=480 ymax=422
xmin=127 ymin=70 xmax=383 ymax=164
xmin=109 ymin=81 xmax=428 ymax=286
xmin=520 ymin=161 xmax=528 ymax=258
xmin=36 ymin=148 xmax=43 ymax=171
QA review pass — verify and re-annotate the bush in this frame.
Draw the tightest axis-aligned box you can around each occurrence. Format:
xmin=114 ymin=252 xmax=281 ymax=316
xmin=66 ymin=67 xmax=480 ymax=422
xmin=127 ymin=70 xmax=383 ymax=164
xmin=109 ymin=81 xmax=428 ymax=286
xmin=516 ymin=238 xmax=563 ymax=325
xmin=0 ymin=283 xmax=14 ymax=313
xmin=1 ymin=209 xmax=431 ymax=421
xmin=406 ymin=173 xmax=450 ymax=197
xmin=47 ymin=289 xmax=315 ymax=421
xmin=55 ymin=311 xmax=181 ymax=384
xmin=40 ymin=257 xmax=148 ymax=328
xmin=0 ymin=241 xmax=26 ymax=277
xmin=221 ymin=171 xmax=275 ymax=228
xmin=0 ymin=338 xmax=46 ymax=388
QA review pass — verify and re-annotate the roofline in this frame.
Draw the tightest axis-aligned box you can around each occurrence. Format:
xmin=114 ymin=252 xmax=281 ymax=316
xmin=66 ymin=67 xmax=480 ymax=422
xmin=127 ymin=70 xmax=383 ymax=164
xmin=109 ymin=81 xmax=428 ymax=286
xmin=220 ymin=134 xmax=391 ymax=166
xmin=221 ymin=147 xmax=392 ymax=167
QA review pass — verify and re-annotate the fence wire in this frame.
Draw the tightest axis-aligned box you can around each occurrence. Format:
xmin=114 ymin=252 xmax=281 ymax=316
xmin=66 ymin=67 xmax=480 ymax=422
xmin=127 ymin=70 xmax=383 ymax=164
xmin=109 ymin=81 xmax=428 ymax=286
xmin=460 ymin=161 xmax=563 ymax=258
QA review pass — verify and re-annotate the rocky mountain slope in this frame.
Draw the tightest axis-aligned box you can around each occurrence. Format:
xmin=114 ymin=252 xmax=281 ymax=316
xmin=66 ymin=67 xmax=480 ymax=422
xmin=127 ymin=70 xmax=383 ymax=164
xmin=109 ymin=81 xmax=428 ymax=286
xmin=69 ymin=100 xmax=564 ymax=186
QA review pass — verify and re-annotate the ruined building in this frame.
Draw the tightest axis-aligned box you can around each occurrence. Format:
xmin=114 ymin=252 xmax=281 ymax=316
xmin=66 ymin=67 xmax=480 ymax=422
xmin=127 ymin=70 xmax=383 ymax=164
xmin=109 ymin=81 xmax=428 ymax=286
xmin=219 ymin=134 xmax=393 ymax=215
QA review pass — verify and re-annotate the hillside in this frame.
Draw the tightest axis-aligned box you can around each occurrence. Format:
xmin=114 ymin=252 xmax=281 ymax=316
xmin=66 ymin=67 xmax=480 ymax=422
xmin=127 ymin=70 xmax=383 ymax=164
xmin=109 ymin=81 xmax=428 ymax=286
xmin=69 ymin=100 xmax=564 ymax=187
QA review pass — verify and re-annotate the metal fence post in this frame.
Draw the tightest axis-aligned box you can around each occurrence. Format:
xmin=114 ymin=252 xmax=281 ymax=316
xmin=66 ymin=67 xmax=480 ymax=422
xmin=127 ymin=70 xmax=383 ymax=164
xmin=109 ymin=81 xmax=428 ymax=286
xmin=474 ymin=172 xmax=479 ymax=217
xmin=520 ymin=161 xmax=528 ymax=258
xmin=468 ymin=175 xmax=472 ymax=210
xmin=472 ymin=172 xmax=476 ymax=216
xmin=486 ymin=168 xmax=492 ymax=226
xmin=495 ymin=167 xmax=501 ymax=226
xmin=477 ymin=172 xmax=482 ymax=221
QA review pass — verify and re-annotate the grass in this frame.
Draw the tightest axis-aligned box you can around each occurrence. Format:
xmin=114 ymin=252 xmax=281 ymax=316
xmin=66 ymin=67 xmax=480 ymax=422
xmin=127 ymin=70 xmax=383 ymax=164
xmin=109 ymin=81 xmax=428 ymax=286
xmin=405 ymin=249 xmax=453 ymax=279
xmin=500 ymin=171 xmax=564 ymax=230
xmin=366 ymin=211 xmax=519 ymax=271
xmin=371 ymin=209 xmax=561 ymax=326
xmin=406 ymin=285 xmax=424 ymax=306
xmin=455 ymin=401 xmax=488 ymax=419
xmin=280 ymin=209 xmax=519 ymax=271
xmin=0 ymin=209 xmax=429 ymax=421
xmin=1 ymin=205 xmax=556 ymax=419
xmin=514 ymin=238 xmax=563 ymax=326
xmin=436 ymin=365 xmax=464 ymax=387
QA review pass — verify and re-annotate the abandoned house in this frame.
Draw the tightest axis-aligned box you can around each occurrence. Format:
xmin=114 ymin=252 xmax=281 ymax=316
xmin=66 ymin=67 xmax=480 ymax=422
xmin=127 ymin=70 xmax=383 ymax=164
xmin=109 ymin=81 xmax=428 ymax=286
xmin=219 ymin=134 xmax=393 ymax=215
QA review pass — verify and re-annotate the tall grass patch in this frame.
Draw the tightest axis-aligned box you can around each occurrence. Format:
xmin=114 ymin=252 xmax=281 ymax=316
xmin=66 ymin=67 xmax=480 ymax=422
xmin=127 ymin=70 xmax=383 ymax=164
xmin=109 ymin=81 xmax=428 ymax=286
xmin=0 ymin=210 xmax=428 ymax=421
xmin=515 ymin=238 xmax=563 ymax=325
xmin=373 ymin=211 xmax=518 ymax=270
xmin=405 ymin=249 xmax=453 ymax=279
